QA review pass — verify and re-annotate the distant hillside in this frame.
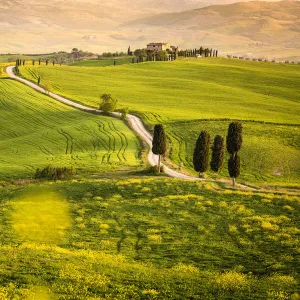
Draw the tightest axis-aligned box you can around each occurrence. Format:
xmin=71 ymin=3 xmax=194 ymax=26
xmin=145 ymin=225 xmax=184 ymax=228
xmin=0 ymin=0 xmax=299 ymax=59
xmin=122 ymin=0 xmax=300 ymax=60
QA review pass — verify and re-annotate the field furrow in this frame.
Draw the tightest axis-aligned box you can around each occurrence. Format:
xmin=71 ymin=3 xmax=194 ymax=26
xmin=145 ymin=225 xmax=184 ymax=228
xmin=0 ymin=79 xmax=140 ymax=179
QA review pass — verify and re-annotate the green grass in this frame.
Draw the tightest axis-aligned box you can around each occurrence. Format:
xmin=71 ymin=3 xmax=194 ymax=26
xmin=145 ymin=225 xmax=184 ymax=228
xmin=20 ymin=58 xmax=300 ymax=124
xmin=0 ymin=79 xmax=140 ymax=180
xmin=68 ymin=56 xmax=133 ymax=67
xmin=0 ymin=179 xmax=299 ymax=298
xmin=0 ymin=63 xmax=11 ymax=78
xmin=0 ymin=54 xmax=53 ymax=63
xmin=19 ymin=58 xmax=300 ymax=184
xmin=166 ymin=120 xmax=300 ymax=184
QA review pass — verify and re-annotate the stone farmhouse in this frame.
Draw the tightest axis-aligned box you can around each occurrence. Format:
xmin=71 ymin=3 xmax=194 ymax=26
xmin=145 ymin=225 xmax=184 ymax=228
xmin=147 ymin=42 xmax=171 ymax=51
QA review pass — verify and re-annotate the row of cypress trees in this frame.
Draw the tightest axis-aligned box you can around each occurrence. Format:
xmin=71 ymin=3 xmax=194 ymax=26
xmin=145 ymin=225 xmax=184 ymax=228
xmin=151 ymin=122 xmax=242 ymax=186
xmin=193 ymin=122 xmax=242 ymax=186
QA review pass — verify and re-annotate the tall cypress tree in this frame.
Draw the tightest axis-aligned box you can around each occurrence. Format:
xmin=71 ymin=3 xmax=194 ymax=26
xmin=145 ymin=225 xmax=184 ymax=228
xmin=210 ymin=135 xmax=224 ymax=173
xmin=152 ymin=124 xmax=167 ymax=173
xmin=226 ymin=122 xmax=242 ymax=155
xmin=226 ymin=122 xmax=242 ymax=186
xmin=193 ymin=131 xmax=211 ymax=175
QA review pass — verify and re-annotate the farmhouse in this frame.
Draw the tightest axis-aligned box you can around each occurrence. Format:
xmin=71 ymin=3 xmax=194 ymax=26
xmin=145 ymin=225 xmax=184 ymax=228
xmin=147 ymin=42 xmax=170 ymax=51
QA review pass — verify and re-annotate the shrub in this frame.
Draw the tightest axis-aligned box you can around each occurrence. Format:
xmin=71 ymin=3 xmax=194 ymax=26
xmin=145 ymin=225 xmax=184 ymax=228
xmin=119 ymin=107 xmax=129 ymax=118
xmin=148 ymin=165 xmax=164 ymax=174
xmin=100 ymin=94 xmax=118 ymax=113
xmin=35 ymin=165 xmax=76 ymax=180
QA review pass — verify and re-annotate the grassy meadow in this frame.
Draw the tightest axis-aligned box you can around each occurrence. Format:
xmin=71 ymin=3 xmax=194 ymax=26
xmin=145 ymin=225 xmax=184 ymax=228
xmin=0 ymin=54 xmax=54 ymax=63
xmin=20 ymin=58 xmax=300 ymax=123
xmin=0 ymin=79 xmax=140 ymax=180
xmin=0 ymin=178 xmax=299 ymax=299
xmin=19 ymin=58 xmax=300 ymax=184
xmin=166 ymin=120 xmax=300 ymax=184
xmin=68 ymin=57 xmax=133 ymax=67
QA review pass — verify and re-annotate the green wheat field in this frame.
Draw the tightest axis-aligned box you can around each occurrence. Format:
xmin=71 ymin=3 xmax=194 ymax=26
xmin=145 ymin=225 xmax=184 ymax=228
xmin=0 ymin=57 xmax=299 ymax=299
xmin=19 ymin=58 xmax=300 ymax=185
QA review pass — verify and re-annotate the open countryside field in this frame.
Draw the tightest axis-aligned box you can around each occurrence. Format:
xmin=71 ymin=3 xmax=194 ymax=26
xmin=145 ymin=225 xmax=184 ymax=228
xmin=19 ymin=58 xmax=300 ymax=184
xmin=166 ymin=120 xmax=300 ymax=184
xmin=0 ymin=79 xmax=140 ymax=180
xmin=0 ymin=54 xmax=54 ymax=63
xmin=68 ymin=57 xmax=133 ymax=67
xmin=20 ymin=58 xmax=300 ymax=124
xmin=0 ymin=178 xmax=299 ymax=299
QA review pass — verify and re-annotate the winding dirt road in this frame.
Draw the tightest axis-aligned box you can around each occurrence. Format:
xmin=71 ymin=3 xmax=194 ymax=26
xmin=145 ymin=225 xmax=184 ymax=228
xmin=6 ymin=66 xmax=251 ymax=187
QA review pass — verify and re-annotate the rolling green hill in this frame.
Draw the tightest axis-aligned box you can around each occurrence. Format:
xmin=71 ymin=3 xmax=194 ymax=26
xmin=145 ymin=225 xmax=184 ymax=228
xmin=0 ymin=79 xmax=140 ymax=180
xmin=0 ymin=179 xmax=299 ymax=298
xmin=20 ymin=58 xmax=300 ymax=124
xmin=19 ymin=58 xmax=300 ymax=184
xmin=68 ymin=57 xmax=133 ymax=67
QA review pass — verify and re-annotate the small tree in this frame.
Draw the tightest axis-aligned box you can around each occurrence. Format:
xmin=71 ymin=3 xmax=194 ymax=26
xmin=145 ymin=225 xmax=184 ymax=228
xmin=152 ymin=124 xmax=167 ymax=173
xmin=228 ymin=154 xmax=240 ymax=186
xmin=193 ymin=131 xmax=211 ymax=176
xmin=100 ymin=94 xmax=118 ymax=113
xmin=210 ymin=135 xmax=224 ymax=173
xmin=226 ymin=122 xmax=242 ymax=186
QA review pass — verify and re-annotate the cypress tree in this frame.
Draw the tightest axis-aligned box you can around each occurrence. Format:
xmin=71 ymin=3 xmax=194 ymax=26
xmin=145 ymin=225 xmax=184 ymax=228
xmin=37 ymin=76 xmax=41 ymax=85
xmin=32 ymin=60 xmax=35 ymax=66
xmin=216 ymin=50 xmax=218 ymax=57
xmin=226 ymin=122 xmax=242 ymax=155
xmin=200 ymin=47 xmax=204 ymax=56
xmin=228 ymin=154 xmax=240 ymax=186
xmin=53 ymin=61 xmax=55 ymax=66
xmin=210 ymin=135 xmax=224 ymax=172
xmin=213 ymin=50 xmax=216 ymax=57
xmin=152 ymin=124 xmax=167 ymax=173
xmin=23 ymin=60 xmax=25 ymax=66
xmin=46 ymin=60 xmax=49 ymax=66
xmin=39 ymin=59 xmax=41 ymax=65
xmin=193 ymin=131 xmax=211 ymax=175
xmin=226 ymin=122 xmax=242 ymax=186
